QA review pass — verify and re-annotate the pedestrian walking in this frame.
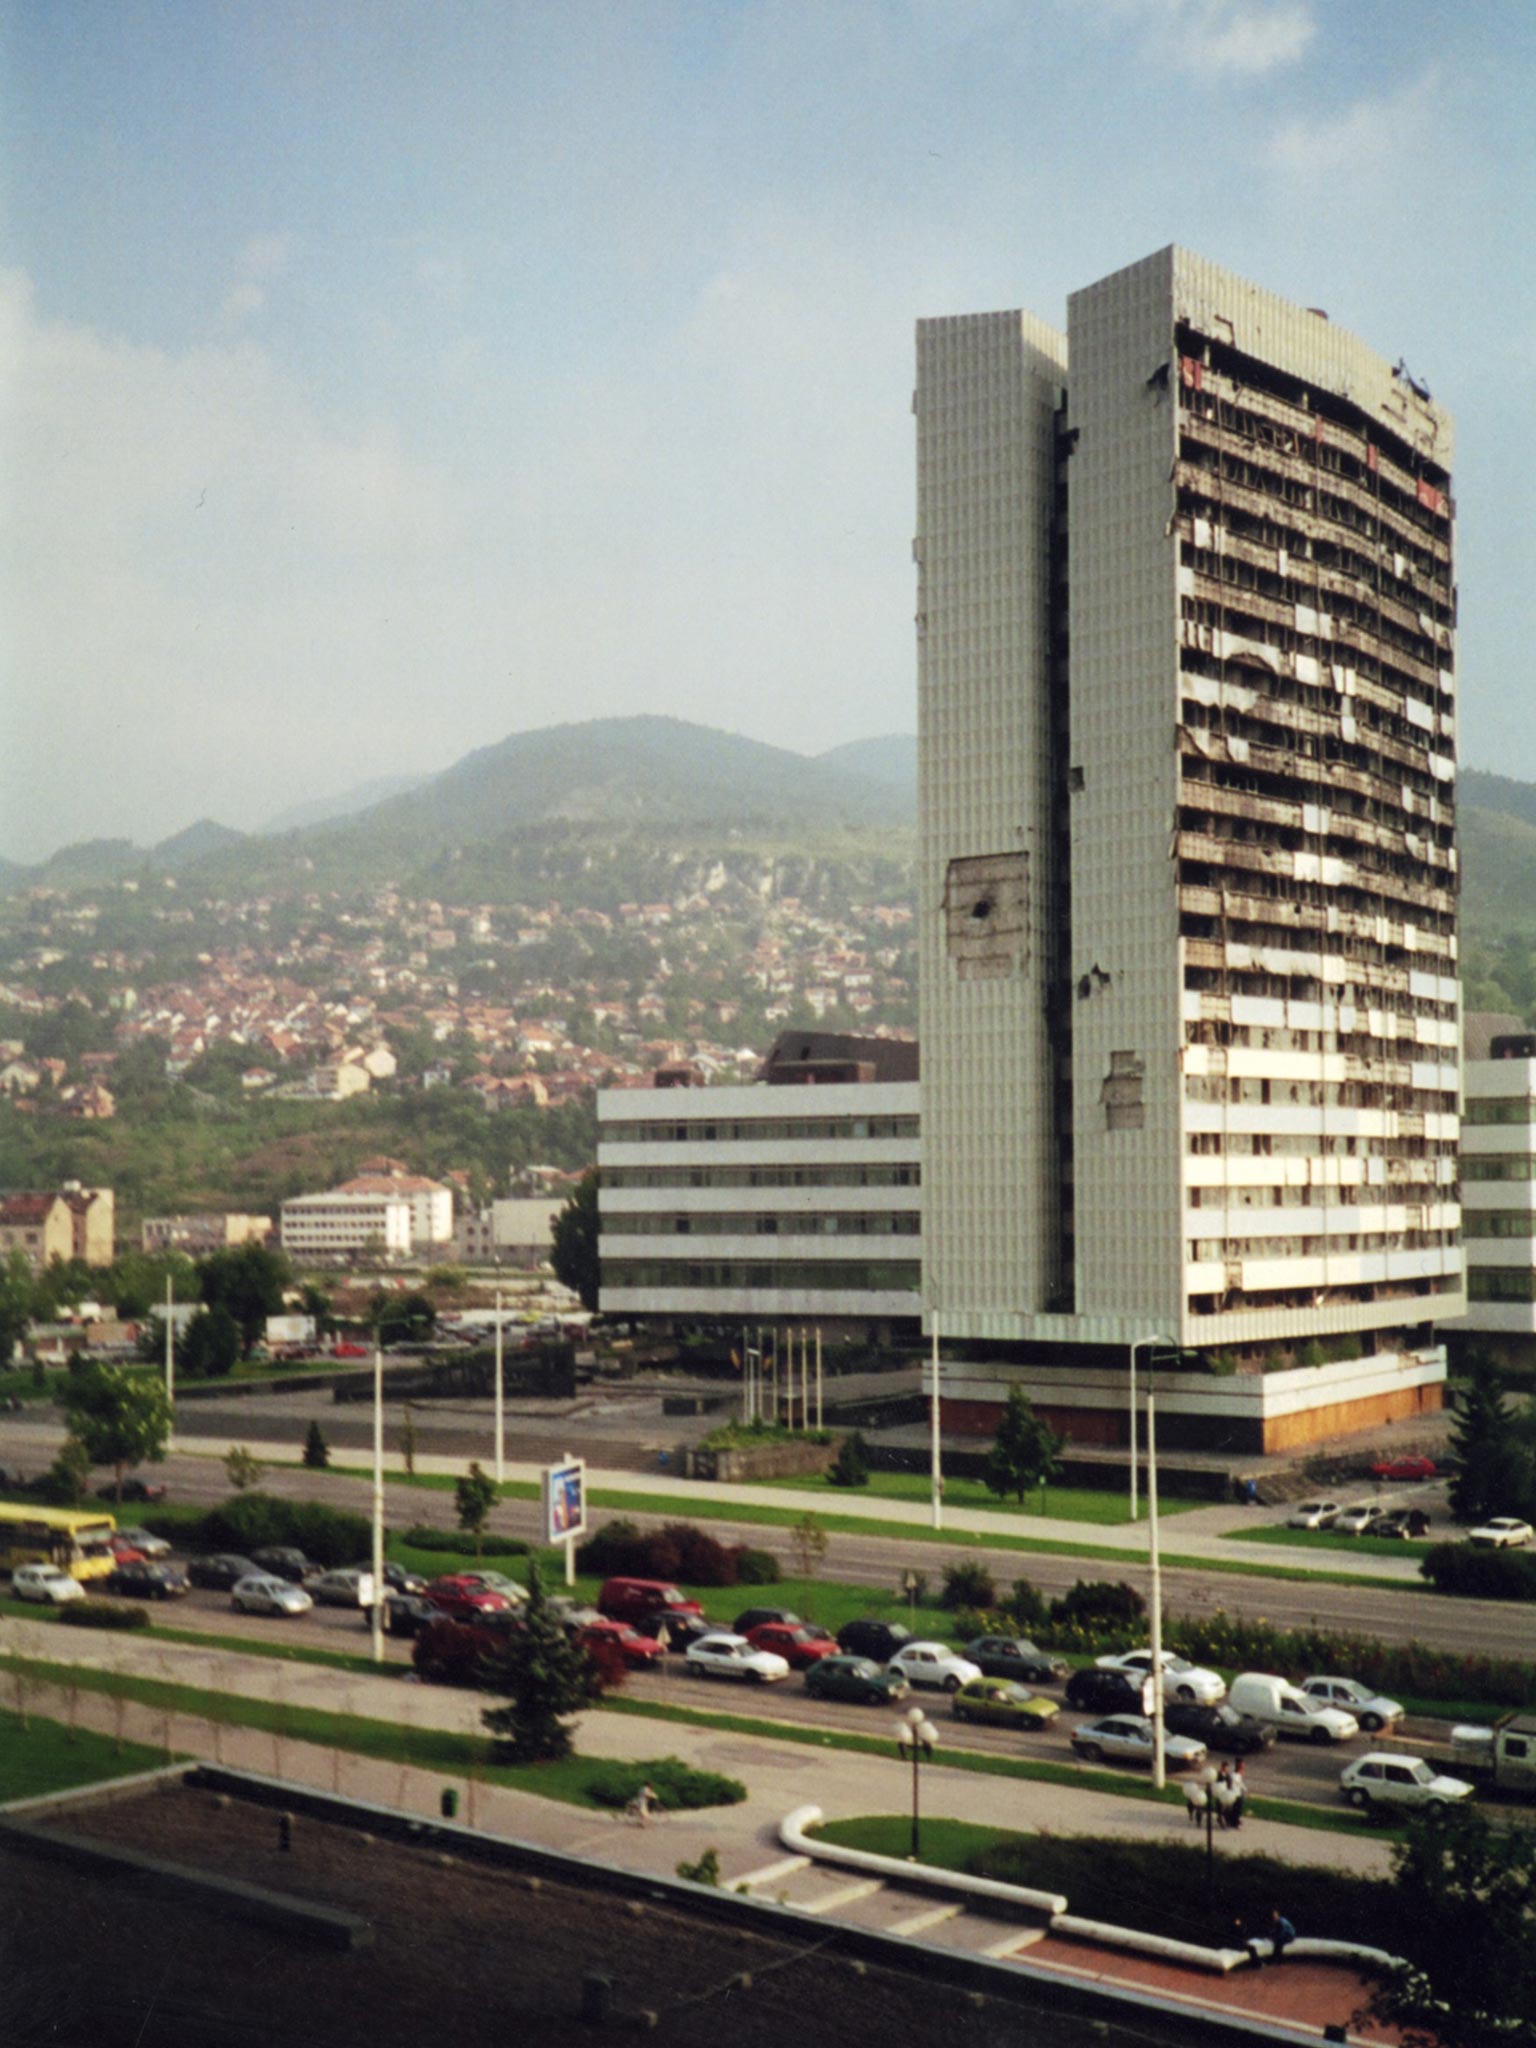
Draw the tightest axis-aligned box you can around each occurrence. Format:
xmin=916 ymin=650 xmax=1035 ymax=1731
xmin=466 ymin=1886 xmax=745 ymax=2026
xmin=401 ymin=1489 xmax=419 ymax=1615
xmin=1182 ymin=1780 xmax=1208 ymax=1827
xmin=1228 ymin=1757 xmax=1246 ymax=1830
xmin=1211 ymin=1763 xmax=1237 ymax=1830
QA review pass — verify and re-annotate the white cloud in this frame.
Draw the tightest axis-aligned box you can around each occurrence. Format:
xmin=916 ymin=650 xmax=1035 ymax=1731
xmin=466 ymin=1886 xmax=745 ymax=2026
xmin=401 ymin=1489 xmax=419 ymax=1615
xmin=1269 ymin=69 xmax=1439 ymax=183
xmin=220 ymin=280 xmax=266 ymax=325
xmin=1088 ymin=0 xmax=1315 ymax=77
xmin=217 ymin=233 xmax=291 ymax=329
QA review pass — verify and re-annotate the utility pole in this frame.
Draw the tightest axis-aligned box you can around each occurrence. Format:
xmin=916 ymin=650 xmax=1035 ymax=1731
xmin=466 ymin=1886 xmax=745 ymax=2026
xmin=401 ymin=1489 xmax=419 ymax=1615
xmin=1148 ymin=1390 xmax=1166 ymax=1790
xmin=370 ymin=1344 xmax=385 ymax=1665
xmin=493 ymin=1288 xmax=505 ymax=1484
xmin=164 ymin=1275 xmax=176 ymax=1449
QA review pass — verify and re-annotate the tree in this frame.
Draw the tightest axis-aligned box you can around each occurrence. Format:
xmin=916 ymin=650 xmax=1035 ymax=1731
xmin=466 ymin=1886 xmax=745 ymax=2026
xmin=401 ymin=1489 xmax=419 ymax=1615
xmin=455 ymin=1461 xmax=499 ymax=1556
xmin=180 ymin=1305 xmax=241 ymax=1380
xmin=38 ymin=1437 xmax=90 ymax=1506
xmin=790 ymin=1513 xmax=828 ymax=1582
xmin=1358 ymin=1804 xmax=1536 ymax=2048
xmin=1449 ymin=1357 xmax=1535 ymax=1524
xmin=983 ymin=1386 xmax=1066 ymax=1506
xmin=60 ymin=1364 xmax=171 ymax=1503
xmin=224 ymin=1445 xmax=264 ymax=1491
xmin=549 ymin=1168 xmax=600 ymax=1311
xmin=399 ymin=1405 xmax=418 ymax=1478
xmin=303 ymin=1420 xmax=330 ymax=1470
xmin=199 ymin=1242 xmax=291 ymax=1356
xmin=0 ymin=1249 xmax=34 ymax=1370
xmin=826 ymin=1430 xmax=870 ymax=1488
xmin=480 ymin=1560 xmax=606 ymax=1763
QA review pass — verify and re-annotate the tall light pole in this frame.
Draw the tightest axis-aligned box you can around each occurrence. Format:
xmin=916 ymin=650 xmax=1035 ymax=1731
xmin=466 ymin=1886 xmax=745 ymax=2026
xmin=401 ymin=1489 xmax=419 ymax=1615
xmin=163 ymin=1275 xmax=176 ymax=1450
xmin=370 ymin=1342 xmax=385 ymax=1665
xmin=493 ymin=1288 xmax=505 ymax=1485
xmin=1129 ymin=1334 xmax=1172 ymax=1522
xmin=1148 ymin=1389 xmax=1166 ymax=1789
xmin=929 ymin=1315 xmax=943 ymax=1531
xmin=895 ymin=1704 xmax=938 ymax=1860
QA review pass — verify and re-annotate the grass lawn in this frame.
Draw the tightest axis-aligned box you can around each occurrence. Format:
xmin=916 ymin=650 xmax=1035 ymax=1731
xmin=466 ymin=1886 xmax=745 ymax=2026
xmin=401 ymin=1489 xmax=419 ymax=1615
xmin=757 ymin=1468 xmax=1202 ymax=1524
xmin=812 ymin=1815 xmax=1395 ymax=1952
xmin=1223 ymin=1523 xmax=1439 ymax=1562
xmin=0 ymin=1702 xmax=171 ymax=1802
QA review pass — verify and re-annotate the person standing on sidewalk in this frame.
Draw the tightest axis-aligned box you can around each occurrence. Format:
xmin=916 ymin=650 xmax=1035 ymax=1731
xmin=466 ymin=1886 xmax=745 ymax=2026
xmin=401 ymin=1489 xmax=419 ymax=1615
xmin=1228 ymin=1757 xmax=1247 ymax=1831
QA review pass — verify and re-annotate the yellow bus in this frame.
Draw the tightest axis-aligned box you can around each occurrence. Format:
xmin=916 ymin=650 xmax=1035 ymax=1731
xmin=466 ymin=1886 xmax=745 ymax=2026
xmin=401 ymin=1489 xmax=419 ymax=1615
xmin=0 ymin=1503 xmax=118 ymax=1582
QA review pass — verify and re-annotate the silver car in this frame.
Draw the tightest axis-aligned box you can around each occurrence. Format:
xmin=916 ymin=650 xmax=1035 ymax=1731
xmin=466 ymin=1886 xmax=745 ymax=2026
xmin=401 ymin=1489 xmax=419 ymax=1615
xmin=684 ymin=1631 xmax=790 ymax=1683
xmin=1300 ymin=1675 xmax=1404 ymax=1733
xmin=231 ymin=1573 xmax=314 ymax=1617
xmin=1070 ymin=1714 xmax=1208 ymax=1771
xmin=310 ymin=1568 xmax=374 ymax=1607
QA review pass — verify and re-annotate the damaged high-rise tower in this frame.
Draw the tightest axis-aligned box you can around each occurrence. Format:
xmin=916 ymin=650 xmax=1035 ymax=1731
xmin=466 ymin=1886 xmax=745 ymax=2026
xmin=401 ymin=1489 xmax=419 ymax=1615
xmin=916 ymin=247 xmax=1461 ymax=1452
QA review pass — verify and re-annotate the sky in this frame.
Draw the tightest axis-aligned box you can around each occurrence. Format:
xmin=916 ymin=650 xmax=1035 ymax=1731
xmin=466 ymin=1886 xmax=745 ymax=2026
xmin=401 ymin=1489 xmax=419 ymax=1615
xmin=1 ymin=0 xmax=1532 ymax=862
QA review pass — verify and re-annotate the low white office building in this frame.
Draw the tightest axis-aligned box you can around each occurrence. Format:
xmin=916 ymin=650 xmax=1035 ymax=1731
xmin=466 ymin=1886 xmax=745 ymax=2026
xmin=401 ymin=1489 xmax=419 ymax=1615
xmin=597 ymin=1033 xmax=921 ymax=1339
xmin=279 ymin=1191 xmax=413 ymax=1261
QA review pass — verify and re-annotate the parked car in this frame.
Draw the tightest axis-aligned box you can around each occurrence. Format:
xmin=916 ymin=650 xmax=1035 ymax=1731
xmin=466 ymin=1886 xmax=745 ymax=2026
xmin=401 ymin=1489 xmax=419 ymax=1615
xmin=231 ymin=1574 xmax=313 ymax=1617
xmin=383 ymin=1592 xmax=439 ymax=1637
xmin=250 ymin=1547 xmax=315 ymax=1583
xmin=746 ymin=1623 xmax=837 ymax=1669
xmin=684 ymin=1632 xmax=790 ymax=1684
xmin=454 ymin=1570 xmax=527 ymax=1604
xmin=1369 ymin=1455 xmax=1438 ymax=1482
xmin=963 ymin=1635 xmax=1069 ymax=1685
xmin=887 ymin=1642 xmax=982 ymax=1694
xmin=733 ymin=1606 xmax=802 ymax=1636
xmin=836 ymin=1619 xmax=913 ymax=1664
xmin=1301 ymin=1676 xmax=1405 ymax=1733
xmin=1094 ymin=1649 xmax=1226 ymax=1704
xmin=599 ymin=1577 xmax=704 ymax=1626
xmin=576 ymin=1617 xmax=665 ymax=1668
xmin=951 ymin=1677 xmax=1058 ymax=1730
xmin=1468 ymin=1518 xmax=1535 ymax=1549
xmin=1070 ymin=1715 xmax=1207 ymax=1771
xmin=96 ymin=1477 xmax=167 ymax=1504
xmin=311 ymin=1568 xmax=375 ymax=1608
xmin=1368 ymin=1508 xmax=1432 ymax=1540
xmin=1064 ymin=1667 xmax=1146 ymax=1715
xmin=1286 ymin=1500 xmax=1342 ymax=1530
xmin=1162 ymin=1701 xmax=1275 ymax=1754
xmin=357 ymin=1560 xmax=426 ymax=1596
xmin=185 ymin=1553 xmax=259 ymax=1591
xmin=104 ymin=1560 xmax=189 ymax=1600
xmin=413 ymin=1612 xmax=520 ymax=1684
xmin=11 ymin=1562 xmax=86 ymax=1604
xmin=1333 ymin=1504 xmax=1389 ymax=1537
xmin=116 ymin=1525 xmax=172 ymax=1559
xmin=426 ymin=1576 xmax=517 ymax=1623
xmin=106 ymin=1536 xmax=147 ymax=1566
xmin=638 ymin=1609 xmax=715 ymax=1654
xmin=1227 ymin=1672 xmax=1359 ymax=1744
xmin=1340 ymin=1753 xmax=1475 ymax=1813
xmin=803 ymin=1655 xmax=911 ymax=1706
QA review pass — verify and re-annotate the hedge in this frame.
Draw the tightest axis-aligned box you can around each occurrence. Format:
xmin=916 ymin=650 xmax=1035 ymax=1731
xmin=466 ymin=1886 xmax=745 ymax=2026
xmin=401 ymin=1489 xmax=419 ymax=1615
xmin=179 ymin=1493 xmax=374 ymax=1569
xmin=582 ymin=1755 xmax=747 ymax=1812
xmin=575 ymin=1518 xmax=777 ymax=1588
xmin=401 ymin=1524 xmax=529 ymax=1558
xmin=57 ymin=1600 xmax=151 ymax=1632
xmin=1419 ymin=1543 xmax=1536 ymax=1602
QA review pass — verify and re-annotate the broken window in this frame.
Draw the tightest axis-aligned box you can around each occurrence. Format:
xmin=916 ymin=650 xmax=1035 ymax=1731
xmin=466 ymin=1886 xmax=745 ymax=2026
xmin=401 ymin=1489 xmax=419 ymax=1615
xmin=943 ymin=852 xmax=1028 ymax=980
xmin=1102 ymin=1049 xmax=1146 ymax=1131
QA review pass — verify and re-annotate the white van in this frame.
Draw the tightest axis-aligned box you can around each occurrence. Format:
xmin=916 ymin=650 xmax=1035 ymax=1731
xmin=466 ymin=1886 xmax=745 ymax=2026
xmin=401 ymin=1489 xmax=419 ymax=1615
xmin=1227 ymin=1671 xmax=1358 ymax=1744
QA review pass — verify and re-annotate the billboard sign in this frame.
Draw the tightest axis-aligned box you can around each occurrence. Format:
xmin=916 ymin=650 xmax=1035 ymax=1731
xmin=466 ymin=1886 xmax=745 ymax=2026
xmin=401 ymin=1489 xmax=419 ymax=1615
xmin=542 ymin=1458 xmax=587 ymax=1545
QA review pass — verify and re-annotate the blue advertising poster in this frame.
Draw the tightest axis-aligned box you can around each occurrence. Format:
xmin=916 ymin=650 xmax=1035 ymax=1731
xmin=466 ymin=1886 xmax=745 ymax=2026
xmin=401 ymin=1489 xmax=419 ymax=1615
xmin=543 ymin=1459 xmax=586 ymax=1543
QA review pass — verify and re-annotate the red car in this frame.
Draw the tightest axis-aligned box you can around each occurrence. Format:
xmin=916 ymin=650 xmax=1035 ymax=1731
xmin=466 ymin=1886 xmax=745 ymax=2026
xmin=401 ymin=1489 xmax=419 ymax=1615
xmin=576 ymin=1617 xmax=664 ymax=1669
xmin=107 ymin=1536 xmax=146 ymax=1566
xmin=425 ymin=1575 xmax=516 ymax=1624
xmin=747 ymin=1622 xmax=839 ymax=1669
xmin=413 ymin=1613 xmax=519 ymax=1684
xmin=1369 ymin=1455 xmax=1437 ymax=1482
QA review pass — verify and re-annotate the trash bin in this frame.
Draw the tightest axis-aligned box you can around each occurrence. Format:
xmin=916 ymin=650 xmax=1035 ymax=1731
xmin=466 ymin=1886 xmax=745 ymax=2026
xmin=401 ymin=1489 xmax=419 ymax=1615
xmin=440 ymin=1788 xmax=459 ymax=1820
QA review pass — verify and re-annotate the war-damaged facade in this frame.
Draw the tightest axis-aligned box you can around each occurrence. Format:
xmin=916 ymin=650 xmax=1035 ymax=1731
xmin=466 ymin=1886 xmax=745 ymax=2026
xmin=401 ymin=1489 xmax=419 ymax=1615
xmin=917 ymin=247 xmax=1461 ymax=1452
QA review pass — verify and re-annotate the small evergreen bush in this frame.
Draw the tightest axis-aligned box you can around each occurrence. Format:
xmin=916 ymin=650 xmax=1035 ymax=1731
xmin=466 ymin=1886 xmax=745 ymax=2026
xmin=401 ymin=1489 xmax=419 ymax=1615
xmin=940 ymin=1559 xmax=997 ymax=1611
xmin=584 ymin=1755 xmax=747 ymax=1812
xmin=402 ymin=1524 xmax=527 ymax=1557
xmin=734 ymin=1546 xmax=780 ymax=1585
xmin=1050 ymin=1579 xmax=1146 ymax=1629
xmin=826 ymin=1431 xmax=871 ymax=1488
xmin=58 ymin=1599 xmax=151 ymax=1631
xmin=302 ymin=1420 xmax=330 ymax=1470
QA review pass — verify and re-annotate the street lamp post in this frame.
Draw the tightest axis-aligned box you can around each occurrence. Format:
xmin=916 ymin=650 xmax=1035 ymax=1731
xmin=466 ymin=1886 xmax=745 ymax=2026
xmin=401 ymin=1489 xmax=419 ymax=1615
xmin=929 ymin=1316 xmax=943 ymax=1531
xmin=1195 ymin=1763 xmax=1219 ymax=1895
xmin=895 ymin=1704 xmax=937 ymax=1860
xmin=1147 ymin=1389 xmax=1166 ymax=1789
xmin=1128 ymin=1334 xmax=1173 ymax=1522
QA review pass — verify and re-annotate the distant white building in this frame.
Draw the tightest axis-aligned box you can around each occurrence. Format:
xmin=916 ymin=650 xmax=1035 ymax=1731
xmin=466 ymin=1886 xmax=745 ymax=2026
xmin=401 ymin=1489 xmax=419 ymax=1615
xmin=279 ymin=1191 xmax=412 ymax=1261
xmin=453 ymin=1198 xmax=562 ymax=1268
xmin=336 ymin=1163 xmax=453 ymax=1246
xmin=141 ymin=1213 xmax=273 ymax=1256
xmin=597 ymin=1032 xmax=921 ymax=1340
xmin=1455 ymin=1015 xmax=1536 ymax=1373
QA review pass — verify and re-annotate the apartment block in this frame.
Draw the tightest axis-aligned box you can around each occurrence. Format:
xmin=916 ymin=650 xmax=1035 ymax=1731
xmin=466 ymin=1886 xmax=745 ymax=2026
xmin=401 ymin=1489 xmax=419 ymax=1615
xmin=1455 ymin=1015 xmax=1536 ymax=1373
xmin=918 ymin=247 xmax=1460 ymax=1451
xmin=597 ymin=1033 xmax=921 ymax=1338
xmin=279 ymin=1191 xmax=413 ymax=1261
xmin=141 ymin=1213 xmax=273 ymax=1256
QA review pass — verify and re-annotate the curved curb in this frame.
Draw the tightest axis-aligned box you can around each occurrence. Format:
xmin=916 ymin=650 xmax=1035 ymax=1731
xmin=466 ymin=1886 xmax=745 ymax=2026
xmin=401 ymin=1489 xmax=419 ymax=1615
xmin=780 ymin=1805 xmax=1067 ymax=1917
xmin=781 ymin=1808 xmax=1409 ymax=1979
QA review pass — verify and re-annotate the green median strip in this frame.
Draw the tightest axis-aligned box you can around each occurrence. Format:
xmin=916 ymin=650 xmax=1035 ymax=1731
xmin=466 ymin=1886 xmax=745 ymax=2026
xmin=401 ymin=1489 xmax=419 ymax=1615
xmin=0 ymin=1642 xmax=1385 ymax=1843
xmin=0 ymin=1702 xmax=173 ymax=1802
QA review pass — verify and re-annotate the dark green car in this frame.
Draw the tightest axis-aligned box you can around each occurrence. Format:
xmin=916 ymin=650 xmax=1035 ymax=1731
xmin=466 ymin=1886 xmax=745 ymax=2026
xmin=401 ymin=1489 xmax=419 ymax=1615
xmin=803 ymin=1655 xmax=911 ymax=1706
xmin=951 ymin=1677 xmax=1059 ymax=1729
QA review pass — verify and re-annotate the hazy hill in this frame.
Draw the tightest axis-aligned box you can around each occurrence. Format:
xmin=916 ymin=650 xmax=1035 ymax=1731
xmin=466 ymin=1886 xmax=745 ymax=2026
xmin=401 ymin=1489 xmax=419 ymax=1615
xmin=817 ymin=733 xmax=916 ymax=796
xmin=153 ymin=818 xmax=246 ymax=869
xmin=261 ymin=772 xmax=430 ymax=835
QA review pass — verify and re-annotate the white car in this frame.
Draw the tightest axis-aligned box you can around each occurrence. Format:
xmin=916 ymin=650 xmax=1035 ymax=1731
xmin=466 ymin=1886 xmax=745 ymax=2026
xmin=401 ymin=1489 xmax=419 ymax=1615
xmin=1340 ymin=1753 xmax=1475 ymax=1813
xmin=310 ymin=1568 xmax=374 ymax=1607
xmin=231 ymin=1574 xmax=314 ymax=1617
xmin=116 ymin=1525 xmax=173 ymax=1559
xmin=684 ymin=1631 xmax=790 ymax=1683
xmin=1301 ymin=1676 xmax=1404 ymax=1733
xmin=11 ymin=1563 xmax=86 ymax=1605
xmin=1333 ymin=1503 xmax=1388 ymax=1536
xmin=1070 ymin=1715 xmax=1208 ymax=1771
xmin=1468 ymin=1518 xmax=1535 ymax=1549
xmin=1286 ymin=1500 xmax=1342 ymax=1530
xmin=1094 ymin=1649 xmax=1226 ymax=1705
xmin=887 ymin=1642 xmax=983 ymax=1694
